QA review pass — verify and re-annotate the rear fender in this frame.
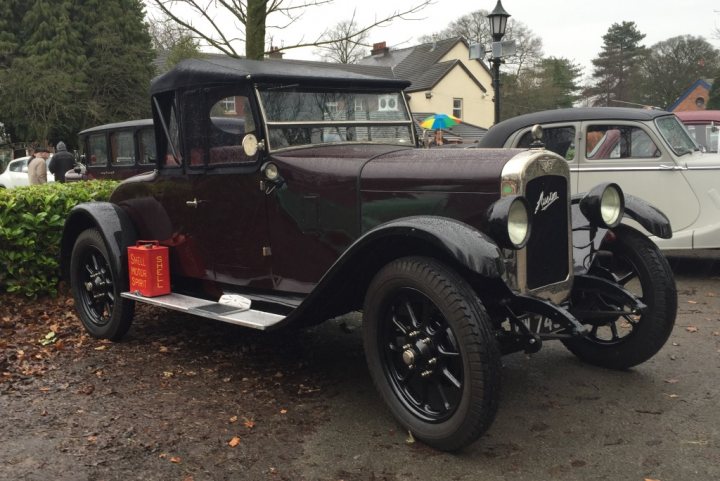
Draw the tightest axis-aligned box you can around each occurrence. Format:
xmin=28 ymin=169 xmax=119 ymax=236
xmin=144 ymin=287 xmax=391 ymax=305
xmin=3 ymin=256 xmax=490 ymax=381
xmin=60 ymin=202 xmax=137 ymax=283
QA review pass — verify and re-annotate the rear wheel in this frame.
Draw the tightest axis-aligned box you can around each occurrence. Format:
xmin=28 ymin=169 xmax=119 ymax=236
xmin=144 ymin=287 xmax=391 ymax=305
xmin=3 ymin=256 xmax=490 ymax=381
xmin=363 ymin=256 xmax=501 ymax=451
xmin=70 ymin=228 xmax=134 ymax=340
xmin=563 ymin=225 xmax=676 ymax=369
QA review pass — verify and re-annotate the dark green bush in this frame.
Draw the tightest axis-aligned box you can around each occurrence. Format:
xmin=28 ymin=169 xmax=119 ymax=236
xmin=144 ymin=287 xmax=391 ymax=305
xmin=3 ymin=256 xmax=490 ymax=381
xmin=0 ymin=181 xmax=118 ymax=297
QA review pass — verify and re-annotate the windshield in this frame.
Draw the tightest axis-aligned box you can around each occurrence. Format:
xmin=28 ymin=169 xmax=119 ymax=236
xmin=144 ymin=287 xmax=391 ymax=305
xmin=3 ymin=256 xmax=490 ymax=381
xmin=655 ymin=116 xmax=698 ymax=156
xmin=258 ymin=87 xmax=414 ymax=150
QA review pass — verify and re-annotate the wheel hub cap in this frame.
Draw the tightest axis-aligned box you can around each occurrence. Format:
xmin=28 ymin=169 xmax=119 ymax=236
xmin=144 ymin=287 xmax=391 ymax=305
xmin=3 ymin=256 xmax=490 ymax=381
xmin=402 ymin=349 xmax=416 ymax=366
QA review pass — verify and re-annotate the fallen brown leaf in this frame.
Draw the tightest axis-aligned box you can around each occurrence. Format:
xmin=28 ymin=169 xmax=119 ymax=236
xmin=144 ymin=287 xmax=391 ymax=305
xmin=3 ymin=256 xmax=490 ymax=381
xmin=686 ymin=326 xmax=698 ymax=333
xmin=229 ymin=415 xmax=238 ymax=423
xmin=687 ymin=300 xmax=697 ymax=304
xmin=228 ymin=436 xmax=241 ymax=447
xmin=243 ymin=418 xmax=255 ymax=429
xmin=664 ymin=379 xmax=679 ymax=384
xmin=169 ymin=456 xmax=181 ymax=463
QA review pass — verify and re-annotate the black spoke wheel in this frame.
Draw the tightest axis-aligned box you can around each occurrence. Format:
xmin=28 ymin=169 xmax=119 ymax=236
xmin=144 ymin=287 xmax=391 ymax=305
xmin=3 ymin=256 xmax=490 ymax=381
xmin=363 ymin=256 xmax=501 ymax=451
xmin=563 ymin=225 xmax=676 ymax=369
xmin=70 ymin=229 xmax=134 ymax=340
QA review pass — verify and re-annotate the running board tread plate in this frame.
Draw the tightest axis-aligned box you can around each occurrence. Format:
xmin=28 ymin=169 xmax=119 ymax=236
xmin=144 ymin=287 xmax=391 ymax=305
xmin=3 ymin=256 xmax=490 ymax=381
xmin=121 ymin=292 xmax=285 ymax=330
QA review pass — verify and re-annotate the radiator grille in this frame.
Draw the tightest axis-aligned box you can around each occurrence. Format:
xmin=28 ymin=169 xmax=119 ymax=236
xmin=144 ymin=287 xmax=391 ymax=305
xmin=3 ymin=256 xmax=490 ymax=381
xmin=524 ymin=175 xmax=569 ymax=289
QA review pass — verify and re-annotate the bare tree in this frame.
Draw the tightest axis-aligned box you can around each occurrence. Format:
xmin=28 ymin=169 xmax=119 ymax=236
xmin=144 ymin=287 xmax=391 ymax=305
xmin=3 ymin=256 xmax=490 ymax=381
xmin=147 ymin=11 xmax=197 ymax=50
xmin=418 ymin=10 xmax=542 ymax=77
xmin=147 ymin=11 xmax=203 ymax=71
xmin=150 ymin=0 xmax=432 ymax=60
xmin=314 ymin=13 xmax=368 ymax=64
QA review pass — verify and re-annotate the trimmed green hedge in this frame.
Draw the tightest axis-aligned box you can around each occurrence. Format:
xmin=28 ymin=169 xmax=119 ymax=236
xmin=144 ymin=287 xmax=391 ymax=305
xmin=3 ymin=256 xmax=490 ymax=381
xmin=0 ymin=181 xmax=118 ymax=297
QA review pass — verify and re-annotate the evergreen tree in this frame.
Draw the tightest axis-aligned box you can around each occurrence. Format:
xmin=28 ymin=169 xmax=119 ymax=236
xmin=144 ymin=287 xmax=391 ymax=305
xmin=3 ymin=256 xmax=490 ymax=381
xmin=706 ymin=78 xmax=720 ymax=110
xmin=501 ymin=57 xmax=583 ymax=118
xmin=2 ymin=0 xmax=87 ymax=145
xmin=77 ymin=0 xmax=154 ymax=125
xmin=0 ymin=0 xmax=21 ymax=69
xmin=587 ymin=21 xmax=648 ymax=106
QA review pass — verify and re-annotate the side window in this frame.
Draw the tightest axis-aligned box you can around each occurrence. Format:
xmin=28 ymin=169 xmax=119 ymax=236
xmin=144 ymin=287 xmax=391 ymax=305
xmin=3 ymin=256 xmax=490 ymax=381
xmin=88 ymin=134 xmax=108 ymax=166
xmin=586 ymin=125 xmax=660 ymax=160
xmin=165 ymin=103 xmax=181 ymax=167
xmin=186 ymin=92 xmax=255 ymax=167
xmin=10 ymin=160 xmax=24 ymax=172
xmin=517 ymin=126 xmax=576 ymax=160
xmin=138 ymin=128 xmax=156 ymax=165
xmin=110 ymin=131 xmax=134 ymax=165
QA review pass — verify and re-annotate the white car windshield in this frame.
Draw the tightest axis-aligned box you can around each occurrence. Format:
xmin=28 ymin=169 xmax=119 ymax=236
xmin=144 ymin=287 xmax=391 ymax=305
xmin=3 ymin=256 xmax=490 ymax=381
xmin=655 ymin=116 xmax=698 ymax=156
xmin=258 ymin=87 xmax=414 ymax=150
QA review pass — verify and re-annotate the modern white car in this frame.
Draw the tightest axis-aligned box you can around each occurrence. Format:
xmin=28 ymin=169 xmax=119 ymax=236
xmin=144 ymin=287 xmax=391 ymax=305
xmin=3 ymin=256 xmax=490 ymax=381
xmin=0 ymin=155 xmax=55 ymax=188
xmin=479 ymin=107 xmax=719 ymax=251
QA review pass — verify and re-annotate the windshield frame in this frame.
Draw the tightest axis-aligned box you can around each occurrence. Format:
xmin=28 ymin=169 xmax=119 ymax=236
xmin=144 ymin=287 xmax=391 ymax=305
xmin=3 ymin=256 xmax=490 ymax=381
xmin=255 ymin=86 xmax=416 ymax=152
xmin=654 ymin=115 xmax=699 ymax=157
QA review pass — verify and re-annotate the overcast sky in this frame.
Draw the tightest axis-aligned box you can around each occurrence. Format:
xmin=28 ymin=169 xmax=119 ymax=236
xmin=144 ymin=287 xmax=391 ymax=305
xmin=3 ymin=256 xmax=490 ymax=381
xmin=271 ymin=0 xmax=720 ymax=77
xmin=146 ymin=0 xmax=720 ymax=78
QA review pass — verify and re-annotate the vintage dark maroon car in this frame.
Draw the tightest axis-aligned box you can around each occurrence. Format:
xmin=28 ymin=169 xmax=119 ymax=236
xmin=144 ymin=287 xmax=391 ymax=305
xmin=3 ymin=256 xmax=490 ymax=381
xmin=60 ymin=58 xmax=677 ymax=451
xmin=65 ymin=119 xmax=156 ymax=182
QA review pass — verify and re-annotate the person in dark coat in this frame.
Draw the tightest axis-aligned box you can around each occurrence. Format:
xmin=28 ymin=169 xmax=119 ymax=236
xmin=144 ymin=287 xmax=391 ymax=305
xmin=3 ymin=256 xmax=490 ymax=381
xmin=48 ymin=141 xmax=74 ymax=183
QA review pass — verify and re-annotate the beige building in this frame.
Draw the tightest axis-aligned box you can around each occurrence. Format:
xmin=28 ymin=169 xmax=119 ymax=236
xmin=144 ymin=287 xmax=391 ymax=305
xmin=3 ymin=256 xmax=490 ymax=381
xmin=358 ymin=37 xmax=495 ymax=129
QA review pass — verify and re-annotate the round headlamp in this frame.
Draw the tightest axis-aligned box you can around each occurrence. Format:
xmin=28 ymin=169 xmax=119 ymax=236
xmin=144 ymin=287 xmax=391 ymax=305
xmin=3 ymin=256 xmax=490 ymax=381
xmin=600 ymin=184 xmax=623 ymax=227
xmin=579 ymin=182 xmax=625 ymax=229
xmin=487 ymin=195 xmax=532 ymax=250
xmin=507 ymin=197 xmax=530 ymax=248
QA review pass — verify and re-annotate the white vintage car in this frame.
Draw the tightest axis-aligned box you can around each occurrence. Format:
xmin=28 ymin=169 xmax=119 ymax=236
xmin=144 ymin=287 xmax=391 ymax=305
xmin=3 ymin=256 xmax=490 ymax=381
xmin=479 ymin=107 xmax=718 ymax=250
xmin=0 ymin=156 xmax=55 ymax=188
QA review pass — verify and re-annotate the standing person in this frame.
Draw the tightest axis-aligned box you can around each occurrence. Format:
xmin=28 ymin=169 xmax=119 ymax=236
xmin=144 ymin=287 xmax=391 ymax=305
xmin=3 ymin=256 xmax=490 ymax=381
xmin=28 ymin=147 xmax=49 ymax=185
xmin=49 ymin=141 xmax=74 ymax=183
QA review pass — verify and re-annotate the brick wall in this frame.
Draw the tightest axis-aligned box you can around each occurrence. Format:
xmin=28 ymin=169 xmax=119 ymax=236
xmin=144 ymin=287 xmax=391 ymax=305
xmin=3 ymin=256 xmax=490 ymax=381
xmin=672 ymin=85 xmax=710 ymax=112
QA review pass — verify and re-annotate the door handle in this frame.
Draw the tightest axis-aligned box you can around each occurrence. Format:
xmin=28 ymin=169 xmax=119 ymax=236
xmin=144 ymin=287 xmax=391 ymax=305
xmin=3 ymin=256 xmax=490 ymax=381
xmin=185 ymin=198 xmax=205 ymax=208
xmin=659 ymin=164 xmax=684 ymax=171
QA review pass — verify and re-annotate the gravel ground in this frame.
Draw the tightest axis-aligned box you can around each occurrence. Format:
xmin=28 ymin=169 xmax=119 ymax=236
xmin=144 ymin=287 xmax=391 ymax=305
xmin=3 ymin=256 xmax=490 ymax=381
xmin=1 ymin=255 xmax=719 ymax=481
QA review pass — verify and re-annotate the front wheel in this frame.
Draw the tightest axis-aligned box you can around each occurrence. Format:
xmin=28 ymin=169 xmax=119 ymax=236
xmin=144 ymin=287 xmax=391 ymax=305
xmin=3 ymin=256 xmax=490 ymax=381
xmin=363 ymin=256 xmax=501 ymax=451
xmin=563 ymin=225 xmax=677 ymax=369
xmin=70 ymin=228 xmax=134 ymax=340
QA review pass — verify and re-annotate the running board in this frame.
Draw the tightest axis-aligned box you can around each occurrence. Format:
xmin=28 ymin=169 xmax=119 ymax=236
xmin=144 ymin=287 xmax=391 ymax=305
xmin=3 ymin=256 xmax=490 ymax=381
xmin=121 ymin=292 xmax=285 ymax=330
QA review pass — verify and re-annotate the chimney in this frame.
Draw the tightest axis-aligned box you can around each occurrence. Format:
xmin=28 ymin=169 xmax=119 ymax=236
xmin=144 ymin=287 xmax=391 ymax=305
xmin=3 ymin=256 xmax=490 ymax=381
xmin=371 ymin=41 xmax=389 ymax=56
xmin=268 ymin=46 xmax=283 ymax=59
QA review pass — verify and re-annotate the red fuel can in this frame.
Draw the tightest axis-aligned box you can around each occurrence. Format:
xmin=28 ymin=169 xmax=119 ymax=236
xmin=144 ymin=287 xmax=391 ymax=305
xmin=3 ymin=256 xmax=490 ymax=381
xmin=127 ymin=241 xmax=170 ymax=297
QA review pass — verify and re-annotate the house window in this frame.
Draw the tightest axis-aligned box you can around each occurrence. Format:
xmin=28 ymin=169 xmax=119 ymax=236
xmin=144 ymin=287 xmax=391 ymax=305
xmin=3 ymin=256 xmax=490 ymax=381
xmin=453 ymin=98 xmax=463 ymax=119
xmin=696 ymin=97 xmax=706 ymax=109
xmin=219 ymin=97 xmax=236 ymax=114
xmin=354 ymin=99 xmax=365 ymax=112
xmin=378 ymin=94 xmax=399 ymax=111
xmin=325 ymin=102 xmax=339 ymax=114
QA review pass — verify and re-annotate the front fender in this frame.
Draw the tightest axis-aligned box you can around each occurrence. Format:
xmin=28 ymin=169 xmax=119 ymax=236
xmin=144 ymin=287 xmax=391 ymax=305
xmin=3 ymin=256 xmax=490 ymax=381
xmin=623 ymin=194 xmax=672 ymax=239
xmin=571 ymin=192 xmax=672 ymax=239
xmin=282 ymin=216 xmax=506 ymax=328
xmin=354 ymin=216 xmax=505 ymax=278
xmin=60 ymin=202 xmax=137 ymax=283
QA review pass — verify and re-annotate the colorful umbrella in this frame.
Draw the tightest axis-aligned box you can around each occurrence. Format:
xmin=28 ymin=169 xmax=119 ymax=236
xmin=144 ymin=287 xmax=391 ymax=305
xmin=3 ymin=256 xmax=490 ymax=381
xmin=420 ymin=113 xmax=461 ymax=130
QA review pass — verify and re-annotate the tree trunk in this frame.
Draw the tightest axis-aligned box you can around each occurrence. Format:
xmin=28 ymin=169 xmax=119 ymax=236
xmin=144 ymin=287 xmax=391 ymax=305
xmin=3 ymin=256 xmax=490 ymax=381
xmin=246 ymin=0 xmax=266 ymax=60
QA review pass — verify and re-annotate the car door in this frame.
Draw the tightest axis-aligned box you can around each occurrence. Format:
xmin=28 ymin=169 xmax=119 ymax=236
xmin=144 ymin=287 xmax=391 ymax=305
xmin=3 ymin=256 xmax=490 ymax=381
xmin=178 ymin=87 xmax=273 ymax=288
xmin=576 ymin=121 xmax=699 ymax=246
xmin=11 ymin=158 xmax=30 ymax=187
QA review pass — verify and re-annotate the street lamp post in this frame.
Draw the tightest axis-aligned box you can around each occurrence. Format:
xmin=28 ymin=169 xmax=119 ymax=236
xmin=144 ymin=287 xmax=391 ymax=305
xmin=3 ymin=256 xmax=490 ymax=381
xmin=487 ymin=0 xmax=510 ymax=125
